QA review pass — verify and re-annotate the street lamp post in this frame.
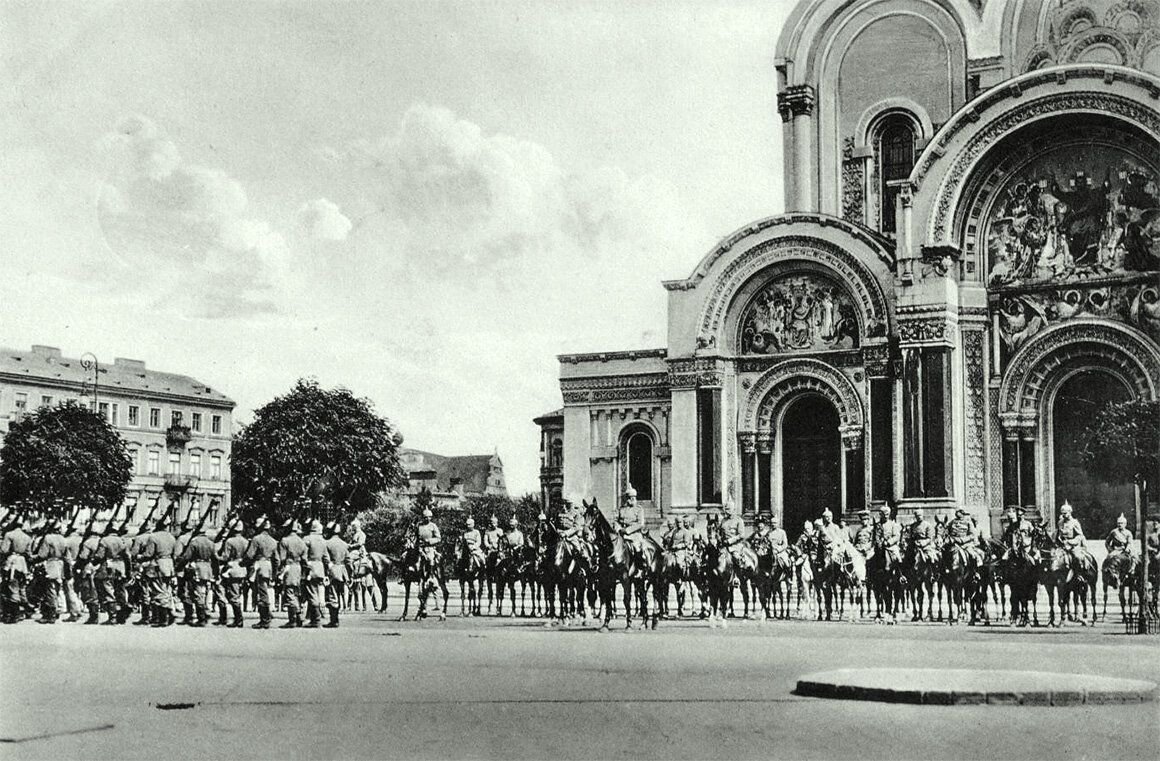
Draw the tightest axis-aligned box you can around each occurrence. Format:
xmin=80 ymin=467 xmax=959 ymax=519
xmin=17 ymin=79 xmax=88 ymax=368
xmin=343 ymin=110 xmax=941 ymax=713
xmin=79 ymin=353 xmax=99 ymax=410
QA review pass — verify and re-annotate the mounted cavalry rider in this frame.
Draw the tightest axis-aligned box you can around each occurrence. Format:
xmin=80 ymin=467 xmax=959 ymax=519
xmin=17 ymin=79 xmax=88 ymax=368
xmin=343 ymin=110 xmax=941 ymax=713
xmin=417 ymin=509 xmax=442 ymax=567
xmin=667 ymin=514 xmax=693 ymax=571
xmin=482 ymin=515 xmax=503 ymax=555
xmin=1105 ymin=514 xmax=1136 ymax=558
xmin=909 ymin=508 xmax=938 ymax=565
xmin=503 ymin=516 xmax=525 ymax=555
xmin=852 ymin=509 xmax=874 ymax=558
xmin=555 ymin=503 xmax=589 ymax=564
xmin=1056 ymin=502 xmax=1094 ymax=568
xmin=749 ymin=515 xmax=772 ymax=554
xmin=947 ymin=508 xmax=985 ymax=567
xmin=661 ymin=516 xmax=679 ymax=550
xmin=816 ymin=509 xmax=845 ymax=564
xmin=460 ymin=517 xmax=486 ymax=565
xmin=1003 ymin=506 xmax=1036 ymax=559
xmin=718 ymin=501 xmax=748 ymax=562
xmin=768 ymin=515 xmax=790 ymax=565
xmin=874 ymin=504 xmax=903 ymax=565
xmin=348 ymin=518 xmax=367 ymax=555
xmin=617 ymin=486 xmax=646 ymax=555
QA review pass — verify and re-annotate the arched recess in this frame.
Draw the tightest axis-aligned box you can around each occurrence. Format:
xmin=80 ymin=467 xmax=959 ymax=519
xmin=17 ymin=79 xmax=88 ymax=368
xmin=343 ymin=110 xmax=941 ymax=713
xmin=738 ymin=358 xmax=867 ymax=521
xmin=995 ymin=319 xmax=1160 ymax=522
xmin=910 ymin=65 xmax=1160 ymax=255
xmin=692 ymin=225 xmax=892 ymax=353
xmin=617 ymin=421 xmax=659 ymax=504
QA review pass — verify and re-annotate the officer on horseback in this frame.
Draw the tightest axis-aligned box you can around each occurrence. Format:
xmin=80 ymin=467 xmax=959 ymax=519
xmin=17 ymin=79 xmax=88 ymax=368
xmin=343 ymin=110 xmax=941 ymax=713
xmin=874 ymin=505 xmax=903 ymax=564
xmin=909 ymin=508 xmax=938 ymax=564
xmin=503 ymin=516 xmax=524 ymax=554
xmin=768 ymin=515 xmax=790 ymax=564
xmin=852 ymin=510 xmax=874 ymax=558
xmin=719 ymin=501 xmax=748 ymax=562
xmin=1056 ymin=502 xmax=1093 ymax=567
xmin=483 ymin=515 xmax=503 ymax=555
xmin=417 ymin=508 xmax=442 ymax=567
xmin=555 ymin=503 xmax=589 ymax=564
xmin=617 ymin=486 xmax=646 ymax=553
xmin=750 ymin=515 xmax=772 ymax=553
xmin=1105 ymin=514 xmax=1136 ymax=557
xmin=460 ymin=517 xmax=486 ymax=565
xmin=816 ymin=509 xmax=845 ymax=564
xmin=947 ymin=508 xmax=985 ymax=567
xmin=668 ymin=514 xmax=693 ymax=571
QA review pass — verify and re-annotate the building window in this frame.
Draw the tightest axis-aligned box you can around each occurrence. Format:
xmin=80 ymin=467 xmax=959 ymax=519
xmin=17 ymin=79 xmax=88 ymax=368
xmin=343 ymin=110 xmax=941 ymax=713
xmin=147 ymin=450 xmax=160 ymax=475
xmin=877 ymin=116 xmax=916 ymax=234
xmin=149 ymin=408 xmax=161 ymax=428
xmin=210 ymin=455 xmax=222 ymax=480
xmin=98 ymin=402 xmax=109 ymax=421
xmin=171 ymin=410 xmax=183 ymax=428
xmin=191 ymin=412 xmax=202 ymax=432
xmin=190 ymin=452 xmax=201 ymax=478
xmin=697 ymin=388 xmax=722 ymax=504
xmin=111 ymin=403 xmax=119 ymax=426
xmin=625 ymin=431 xmax=654 ymax=501
xmin=128 ymin=405 xmax=139 ymax=426
xmin=167 ymin=452 xmax=181 ymax=475
xmin=211 ymin=415 xmax=222 ymax=435
xmin=128 ymin=450 xmax=139 ymax=475
xmin=14 ymin=392 xmax=27 ymax=413
xmin=549 ymin=439 xmax=563 ymax=468
xmin=40 ymin=395 xmax=53 ymax=408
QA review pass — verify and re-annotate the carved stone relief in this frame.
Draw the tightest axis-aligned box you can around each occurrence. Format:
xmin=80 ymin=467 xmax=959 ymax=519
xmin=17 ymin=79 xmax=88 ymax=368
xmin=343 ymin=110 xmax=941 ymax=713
xmin=738 ymin=274 xmax=860 ymax=355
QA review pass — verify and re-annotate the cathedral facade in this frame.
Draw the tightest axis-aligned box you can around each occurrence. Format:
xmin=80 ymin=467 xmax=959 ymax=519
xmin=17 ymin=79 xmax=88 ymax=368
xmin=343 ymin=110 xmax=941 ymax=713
xmin=538 ymin=0 xmax=1160 ymax=538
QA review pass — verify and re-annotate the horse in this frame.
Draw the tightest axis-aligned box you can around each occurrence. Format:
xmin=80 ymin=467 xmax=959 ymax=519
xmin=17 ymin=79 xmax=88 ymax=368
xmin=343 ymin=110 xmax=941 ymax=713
xmin=1101 ymin=549 xmax=1139 ymax=623
xmin=583 ymin=499 xmax=661 ymax=631
xmin=940 ymin=539 xmax=982 ymax=625
xmin=700 ymin=537 xmax=735 ymax=627
xmin=814 ymin=536 xmax=857 ymax=622
xmin=394 ymin=541 xmax=449 ymax=622
xmin=1002 ymin=539 xmax=1040 ymax=627
xmin=496 ymin=541 xmax=538 ymax=617
xmin=866 ymin=545 xmax=904 ymax=624
xmin=1033 ymin=526 xmax=1097 ymax=627
xmin=541 ymin=522 xmax=591 ymax=626
xmin=453 ymin=543 xmax=486 ymax=617
xmin=907 ymin=539 xmax=941 ymax=622
xmin=790 ymin=544 xmax=818 ymax=619
xmin=834 ymin=544 xmax=868 ymax=622
xmin=658 ymin=542 xmax=697 ymax=619
xmin=752 ymin=539 xmax=795 ymax=620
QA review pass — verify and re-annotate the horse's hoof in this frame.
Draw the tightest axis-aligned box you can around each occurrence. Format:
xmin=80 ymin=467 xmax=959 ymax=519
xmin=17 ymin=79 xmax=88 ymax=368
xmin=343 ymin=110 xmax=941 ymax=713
xmin=598 ymin=625 xmax=609 ymax=633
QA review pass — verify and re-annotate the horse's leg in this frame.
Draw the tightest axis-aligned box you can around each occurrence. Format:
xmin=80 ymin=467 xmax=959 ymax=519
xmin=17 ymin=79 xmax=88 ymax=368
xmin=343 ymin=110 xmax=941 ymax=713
xmin=398 ymin=580 xmax=411 ymax=621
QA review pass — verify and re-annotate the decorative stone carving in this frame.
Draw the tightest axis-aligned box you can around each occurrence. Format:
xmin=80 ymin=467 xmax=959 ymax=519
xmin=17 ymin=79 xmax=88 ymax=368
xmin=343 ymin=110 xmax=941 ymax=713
xmin=737 ymin=274 xmax=860 ymax=355
xmin=984 ymin=146 xmax=1159 ymax=288
xmin=898 ymin=317 xmax=951 ymax=344
xmin=841 ymin=136 xmax=865 ymax=225
xmin=927 ymin=90 xmax=1160 ymax=241
xmin=738 ymin=431 xmax=756 ymax=454
xmin=742 ymin=357 xmax=865 ymax=434
xmin=667 ymin=357 xmax=723 ymax=389
xmin=1022 ymin=0 xmax=1158 ymax=72
xmin=998 ymin=320 xmax=1160 ymax=426
xmin=699 ymin=236 xmax=890 ymax=346
xmin=995 ymin=277 xmax=1160 ymax=351
xmin=561 ymin=372 xmax=670 ymax=405
xmin=920 ymin=244 xmax=961 ymax=279
xmin=862 ymin=343 xmax=892 ymax=378
xmin=962 ymin=329 xmax=988 ymax=504
xmin=777 ymin=84 xmax=815 ymax=121
xmin=738 ymin=350 xmax=863 ymax=374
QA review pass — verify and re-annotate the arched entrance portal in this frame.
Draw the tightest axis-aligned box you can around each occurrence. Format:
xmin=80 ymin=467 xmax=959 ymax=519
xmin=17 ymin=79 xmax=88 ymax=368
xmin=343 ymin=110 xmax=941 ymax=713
xmin=781 ymin=394 xmax=841 ymax=541
xmin=1052 ymin=371 xmax=1133 ymax=538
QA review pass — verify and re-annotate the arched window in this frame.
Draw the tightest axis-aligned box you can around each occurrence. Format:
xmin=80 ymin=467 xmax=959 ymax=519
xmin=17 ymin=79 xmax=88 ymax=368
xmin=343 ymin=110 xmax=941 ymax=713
xmin=625 ymin=431 xmax=654 ymax=501
xmin=549 ymin=439 xmax=563 ymax=468
xmin=877 ymin=116 xmax=916 ymax=234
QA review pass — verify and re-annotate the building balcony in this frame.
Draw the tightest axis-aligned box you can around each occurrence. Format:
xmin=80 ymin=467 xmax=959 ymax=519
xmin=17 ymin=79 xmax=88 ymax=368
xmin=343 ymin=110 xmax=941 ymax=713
xmin=166 ymin=425 xmax=192 ymax=450
xmin=163 ymin=473 xmax=192 ymax=492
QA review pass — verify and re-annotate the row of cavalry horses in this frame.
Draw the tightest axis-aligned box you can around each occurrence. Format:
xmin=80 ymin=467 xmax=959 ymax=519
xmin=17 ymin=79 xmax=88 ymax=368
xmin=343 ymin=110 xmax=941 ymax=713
xmin=341 ymin=503 xmax=1155 ymax=631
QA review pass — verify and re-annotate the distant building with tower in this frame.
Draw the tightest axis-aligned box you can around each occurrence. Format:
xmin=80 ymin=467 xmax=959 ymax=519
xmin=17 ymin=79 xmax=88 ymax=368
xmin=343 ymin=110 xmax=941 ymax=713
xmin=398 ymin=447 xmax=507 ymax=506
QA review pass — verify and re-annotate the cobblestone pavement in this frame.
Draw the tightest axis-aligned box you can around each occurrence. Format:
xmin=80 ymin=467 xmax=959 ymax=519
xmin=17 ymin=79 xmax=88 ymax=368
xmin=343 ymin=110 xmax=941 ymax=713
xmin=1 ymin=607 xmax=1158 ymax=760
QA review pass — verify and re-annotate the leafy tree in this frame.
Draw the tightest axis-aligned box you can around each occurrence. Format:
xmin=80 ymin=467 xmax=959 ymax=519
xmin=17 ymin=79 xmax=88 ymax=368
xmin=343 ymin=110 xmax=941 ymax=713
xmin=0 ymin=401 xmax=132 ymax=516
xmin=1081 ymin=399 xmax=1160 ymax=509
xmin=231 ymin=379 xmax=407 ymax=525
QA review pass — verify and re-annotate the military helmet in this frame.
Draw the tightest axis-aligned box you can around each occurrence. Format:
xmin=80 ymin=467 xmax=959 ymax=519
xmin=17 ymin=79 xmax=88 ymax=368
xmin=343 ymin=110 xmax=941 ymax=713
xmin=422 ymin=508 xmax=433 ymax=519
xmin=859 ymin=509 xmax=870 ymax=518
xmin=465 ymin=517 xmax=475 ymax=527
xmin=489 ymin=514 xmax=499 ymax=525
xmin=309 ymin=519 xmax=323 ymax=534
xmin=821 ymin=509 xmax=833 ymax=520
xmin=879 ymin=504 xmax=891 ymax=515
xmin=624 ymin=485 xmax=637 ymax=498
xmin=1117 ymin=513 xmax=1127 ymax=526
xmin=1060 ymin=501 xmax=1073 ymax=515
xmin=509 ymin=516 xmax=519 ymax=527
xmin=538 ymin=512 xmax=547 ymax=521
xmin=913 ymin=508 xmax=925 ymax=519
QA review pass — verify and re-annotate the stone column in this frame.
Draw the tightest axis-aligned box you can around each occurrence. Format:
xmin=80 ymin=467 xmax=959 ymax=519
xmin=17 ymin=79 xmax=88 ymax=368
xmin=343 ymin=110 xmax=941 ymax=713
xmin=777 ymin=84 xmax=816 ymax=212
xmin=669 ymin=388 xmax=698 ymax=509
xmin=756 ymin=431 xmax=774 ymax=518
xmin=739 ymin=432 xmax=756 ymax=515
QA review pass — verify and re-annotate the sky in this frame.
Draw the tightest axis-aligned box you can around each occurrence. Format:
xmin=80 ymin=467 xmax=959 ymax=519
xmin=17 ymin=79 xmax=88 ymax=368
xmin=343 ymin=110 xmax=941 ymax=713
xmin=0 ymin=0 xmax=791 ymax=495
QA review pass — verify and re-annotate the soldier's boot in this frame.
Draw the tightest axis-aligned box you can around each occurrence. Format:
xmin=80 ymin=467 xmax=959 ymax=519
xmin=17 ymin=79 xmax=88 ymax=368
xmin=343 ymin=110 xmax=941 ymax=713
xmin=181 ymin=602 xmax=194 ymax=625
xmin=279 ymin=609 xmax=298 ymax=628
xmin=228 ymin=604 xmax=244 ymax=628
xmin=252 ymin=607 xmax=271 ymax=629
xmin=323 ymin=606 xmax=339 ymax=628
xmin=304 ymin=604 xmax=320 ymax=628
xmin=134 ymin=605 xmax=152 ymax=626
xmin=151 ymin=604 xmax=172 ymax=627
xmin=101 ymin=607 xmax=119 ymax=625
xmin=190 ymin=605 xmax=207 ymax=627
xmin=214 ymin=603 xmax=228 ymax=626
xmin=85 ymin=607 xmax=100 ymax=625
xmin=117 ymin=606 xmax=132 ymax=624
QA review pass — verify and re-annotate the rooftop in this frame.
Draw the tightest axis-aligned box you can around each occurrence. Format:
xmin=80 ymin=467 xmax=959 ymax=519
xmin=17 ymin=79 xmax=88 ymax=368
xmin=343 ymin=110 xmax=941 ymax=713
xmin=0 ymin=346 xmax=235 ymax=406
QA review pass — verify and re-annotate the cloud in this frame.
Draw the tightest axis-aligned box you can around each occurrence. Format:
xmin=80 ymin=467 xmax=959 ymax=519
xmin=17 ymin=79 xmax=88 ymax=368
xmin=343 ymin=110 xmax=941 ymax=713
xmin=96 ymin=114 xmax=287 ymax=316
xmin=298 ymin=198 xmax=352 ymax=241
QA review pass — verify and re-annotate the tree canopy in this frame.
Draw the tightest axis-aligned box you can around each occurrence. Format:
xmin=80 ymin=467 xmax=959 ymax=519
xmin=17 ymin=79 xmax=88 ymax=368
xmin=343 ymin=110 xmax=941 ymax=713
xmin=0 ymin=400 xmax=132 ymax=515
xmin=1080 ymin=399 xmax=1160 ymax=492
xmin=231 ymin=379 xmax=407 ymax=524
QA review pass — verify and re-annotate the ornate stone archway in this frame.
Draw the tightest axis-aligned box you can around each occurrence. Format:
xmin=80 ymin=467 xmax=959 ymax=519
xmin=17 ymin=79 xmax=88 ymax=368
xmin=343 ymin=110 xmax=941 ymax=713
xmin=996 ymin=319 xmax=1160 ymax=521
xmin=738 ymin=358 xmax=866 ymax=519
